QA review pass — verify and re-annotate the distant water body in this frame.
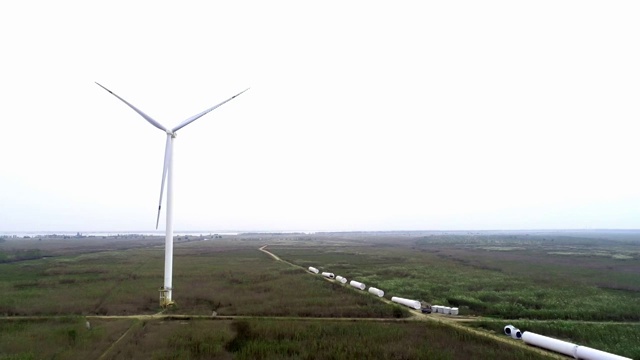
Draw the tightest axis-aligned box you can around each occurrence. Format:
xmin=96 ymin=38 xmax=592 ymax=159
xmin=0 ymin=230 xmax=321 ymax=237
xmin=0 ymin=231 xmax=240 ymax=237
xmin=2 ymin=229 xmax=637 ymax=238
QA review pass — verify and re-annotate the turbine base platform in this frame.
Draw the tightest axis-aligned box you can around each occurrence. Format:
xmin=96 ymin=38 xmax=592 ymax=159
xmin=159 ymin=287 xmax=175 ymax=308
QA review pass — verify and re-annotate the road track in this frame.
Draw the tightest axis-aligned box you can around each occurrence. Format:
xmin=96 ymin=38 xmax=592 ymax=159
xmin=97 ymin=321 xmax=137 ymax=360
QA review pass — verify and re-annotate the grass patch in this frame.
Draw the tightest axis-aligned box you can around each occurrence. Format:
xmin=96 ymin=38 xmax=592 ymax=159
xmin=0 ymin=240 xmax=400 ymax=318
xmin=0 ymin=318 xmax=134 ymax=359
xmin=274 ymin=233 xmax=640 ymax=322
xmin=224 ymin=319 xmax=549 ymax=359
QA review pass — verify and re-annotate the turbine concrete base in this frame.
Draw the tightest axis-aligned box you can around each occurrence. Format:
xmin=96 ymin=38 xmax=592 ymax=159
xmin=159 ymin=287 xmax=174 ymax=308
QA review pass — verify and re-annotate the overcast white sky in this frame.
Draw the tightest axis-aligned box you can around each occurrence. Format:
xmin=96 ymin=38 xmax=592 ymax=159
xmin=1 ymin=1 xmax=639 ymax=232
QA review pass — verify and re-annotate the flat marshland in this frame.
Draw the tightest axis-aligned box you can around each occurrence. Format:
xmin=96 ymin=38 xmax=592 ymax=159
xmin=0 ymin=231 xmax=638 ymax=359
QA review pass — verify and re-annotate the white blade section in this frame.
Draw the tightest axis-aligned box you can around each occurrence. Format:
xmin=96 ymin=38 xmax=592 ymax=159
xmin=156 ymin=134 xmax=173 ymax=229
xmin=95 ymin=82 xmax=168 ymax=132
xmin=171 ymin=88 xmax=249 ymax=133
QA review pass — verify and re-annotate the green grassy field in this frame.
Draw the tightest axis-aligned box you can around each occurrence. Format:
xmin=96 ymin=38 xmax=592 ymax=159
xmin=1 ymin=231 xmax=638 ymax=359
xmin=269 ymin=231 xmax=640 ymax=359
xmin=0 ymin=239 xmax=397 ymax=318
xmin=0 ymin=318 xmax=550 ymax=360
xmin=272 ymin=232 xmax=640 ymax=322
xmin=0 ymin=317 xmax=135 ymax=360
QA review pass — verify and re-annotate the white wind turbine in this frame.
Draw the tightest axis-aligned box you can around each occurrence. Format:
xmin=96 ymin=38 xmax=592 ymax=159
xmin=96 ymin=82 xmax=248 ymax=307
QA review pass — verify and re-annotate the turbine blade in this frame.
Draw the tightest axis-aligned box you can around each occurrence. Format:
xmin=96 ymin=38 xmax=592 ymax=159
xmin=156 ymin=134 xmax=172 ymax=229
xmin=95 ymin=82 xmax=168 ymax=132
xmin=171 ymin=88 xmax=249 ymax=133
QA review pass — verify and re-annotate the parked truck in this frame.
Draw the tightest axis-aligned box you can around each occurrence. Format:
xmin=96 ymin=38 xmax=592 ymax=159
xmin=420 ymin=301 xmax=432 ymax=314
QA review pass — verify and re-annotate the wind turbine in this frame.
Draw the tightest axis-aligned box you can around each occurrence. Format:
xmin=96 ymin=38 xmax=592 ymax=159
xmin=96 ymin=82 xmax=248 ymax=307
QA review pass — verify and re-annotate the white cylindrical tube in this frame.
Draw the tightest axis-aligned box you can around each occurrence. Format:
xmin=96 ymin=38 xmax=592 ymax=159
xmin=349 ymin=280 xmax=366 ymax=290
xmin=522 ymin=332 xmax=578 ymax=358
xmin=450 ymin=307 xmax=459 ymax=316
xmin=511 ymin=328 xmax=522 ymax=340
xmin=335 ymin=275 xmax=347 ymax=284
xmin=391 ymin=296 xmax=421 ymax=310
xmin=443 ymin=306 xmax=451 ymax=315
xmin=368 ymin=287 xmax=384 ymax=297
xmin=321 ymin=272 xmax=335 ymax=279
xmin=575 ymin=346 xmax=632 ymax=360
xmin=504 ymin=325 xmax=515 ymax=336
xmin=432 ymin=305 xmax=440 ymax=313
xmin=308 ymin=266 xmax=319 ymax=274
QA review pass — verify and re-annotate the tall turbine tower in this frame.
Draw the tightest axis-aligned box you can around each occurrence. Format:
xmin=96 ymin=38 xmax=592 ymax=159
xmin=96 ymin=82 xmax=248 ymax=307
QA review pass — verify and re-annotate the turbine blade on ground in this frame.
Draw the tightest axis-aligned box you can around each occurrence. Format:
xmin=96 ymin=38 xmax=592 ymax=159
xmin=156 ymin=134 xmax=172 ymax=229
xmin=171 ymin=88 xmax=249 ymax=133
xmin=95 ymin=82 xmax=168 ymax=132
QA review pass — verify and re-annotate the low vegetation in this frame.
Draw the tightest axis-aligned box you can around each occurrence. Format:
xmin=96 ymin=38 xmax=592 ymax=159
xmin=274 ymin=232 xmax=640 ymax=322
xmin=0 ymin=249 xmax=42 ymax=263
xmin=224 ymin=319 xmax=550 ymax=360
xmin=0 ymin=318 xmax=549 ymax=360
xmin=1 ymin=231 xmax=638 ymax=359
xmin=0 ymin=317 xmax=134 ymax=360
xmin=0 ymin=238 xmax=398 ymax=318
